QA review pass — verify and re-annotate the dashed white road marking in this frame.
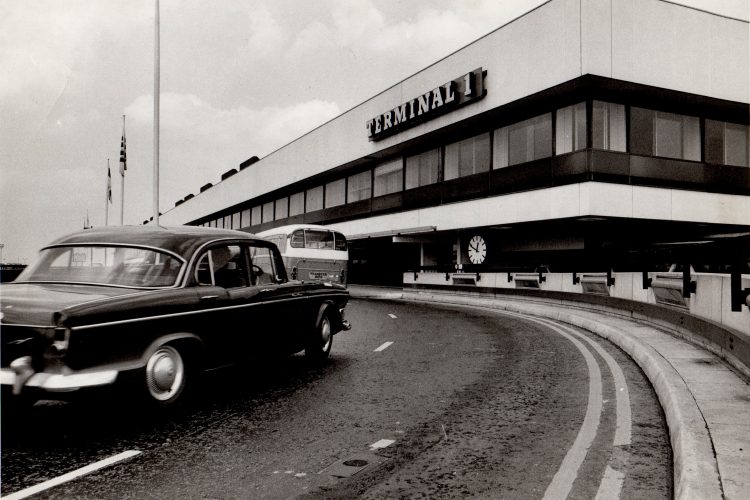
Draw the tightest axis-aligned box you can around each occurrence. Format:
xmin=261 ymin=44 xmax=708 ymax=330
xmin=388 ymin=313 xmax=398 ymax=319
xmin=3 ymin=450 xmax=142 ymax=500
xmin=374 ymin=341 xmax=394 ymax=352
xmin=369 ymin=439 xmax=395 ymax=450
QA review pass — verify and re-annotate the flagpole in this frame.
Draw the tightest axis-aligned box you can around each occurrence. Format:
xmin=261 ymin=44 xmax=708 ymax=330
xmin=153 ymin=0 xmax=160 ymax=226
xmin=105 ymin=158 xmax=110 ymax=226
xmin=120 ymin=115 xmax=126 ymax=225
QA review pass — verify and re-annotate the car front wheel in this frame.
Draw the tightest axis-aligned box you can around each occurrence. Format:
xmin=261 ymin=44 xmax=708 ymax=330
xmin=306 ymin=312 xmax=333 ymax=362
xmin=144 ymin=345 xmax=187 ymax=405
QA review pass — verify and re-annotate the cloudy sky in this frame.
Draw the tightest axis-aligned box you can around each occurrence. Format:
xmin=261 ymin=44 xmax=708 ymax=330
xmin=0 ymin=0 xmax=746 ymax=263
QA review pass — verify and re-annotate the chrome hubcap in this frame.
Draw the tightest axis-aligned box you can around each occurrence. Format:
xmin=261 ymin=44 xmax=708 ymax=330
xmin=320 ymin=318 xmax=332 ymax=351
xmin=146 ymin=346 xmax=184 ymax=401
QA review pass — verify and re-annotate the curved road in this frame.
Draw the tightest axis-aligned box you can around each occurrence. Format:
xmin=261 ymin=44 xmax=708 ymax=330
xmin=1 ymin=299 xmax=671 ymax=499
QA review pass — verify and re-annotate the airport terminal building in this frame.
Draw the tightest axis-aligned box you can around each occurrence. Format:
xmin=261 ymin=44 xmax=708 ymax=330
xmin=157 ymin=0 xmax=749 ymax=291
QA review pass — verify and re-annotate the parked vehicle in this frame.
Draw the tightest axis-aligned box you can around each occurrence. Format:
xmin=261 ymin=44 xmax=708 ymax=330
xmin=0 ymin=226 xmax=350 ymax=407
xmin=257 ymin=224 xmax=348 ymax=286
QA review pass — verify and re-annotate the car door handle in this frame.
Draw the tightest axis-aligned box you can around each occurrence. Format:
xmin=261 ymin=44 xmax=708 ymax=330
xmin=260 ymin=288 xmax=272 ymax=293
xmin=291 ymin=292 xmax=304 ymax=297
xmin=200 ymin=295 xmax=219 ymax=300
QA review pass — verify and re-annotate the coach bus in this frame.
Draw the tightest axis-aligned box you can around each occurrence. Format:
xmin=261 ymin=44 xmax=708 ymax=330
xmin=256 ymin=224 xmax=348 ymax=286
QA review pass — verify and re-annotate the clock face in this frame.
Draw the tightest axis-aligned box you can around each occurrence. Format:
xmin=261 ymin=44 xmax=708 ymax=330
xmin=468 ymin=235 xmax=487 ymax=264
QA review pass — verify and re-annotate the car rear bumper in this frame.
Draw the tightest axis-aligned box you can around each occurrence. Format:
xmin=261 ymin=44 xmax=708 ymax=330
xmin=1 ymin=367 xmax=118 ymax=393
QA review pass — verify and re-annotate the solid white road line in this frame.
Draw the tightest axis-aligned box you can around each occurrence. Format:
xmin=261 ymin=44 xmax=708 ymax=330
xmin=595 ymin=465 xmax=626 ymax=500
xmin=374 ymin=341 xmax=394 ymax=352
xmin=533 ymin=319 xmax=603 ymax=500
xmin=3 ymin=450 xmax=142 ymax=500
xmin=388 ymin=313 xmax=398 ymax=319
xmin=512 ymin=312 xmax=631 ymax=500
xmin=532 ymin=316 xmax=632 ymax=447
xmin=370 ymin=439 xmax=395 ymax=449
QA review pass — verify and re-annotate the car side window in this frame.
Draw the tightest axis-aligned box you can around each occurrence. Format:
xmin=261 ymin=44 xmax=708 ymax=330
xmin=195 ymin=245 xmax=249 ymax=288
xmin=195 ymin=253 xmax=212 ymax=285
xmin=212 ymin=245 xmax=248 ymax=289
xmin=249 ymin=245 xmax=276 ymax=286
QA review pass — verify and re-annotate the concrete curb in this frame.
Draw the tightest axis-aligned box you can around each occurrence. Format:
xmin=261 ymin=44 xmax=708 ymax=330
xmin=351 ymin=288 xmax=723 ymax=499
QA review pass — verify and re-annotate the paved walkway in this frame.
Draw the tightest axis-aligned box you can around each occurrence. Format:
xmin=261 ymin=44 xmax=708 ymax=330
xmin=348 ymin=285 xmax=750 ymax=500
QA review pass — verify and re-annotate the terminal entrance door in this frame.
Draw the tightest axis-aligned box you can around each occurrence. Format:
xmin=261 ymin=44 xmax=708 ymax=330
xmin=348 ymin=237 xmax=420 ymax=286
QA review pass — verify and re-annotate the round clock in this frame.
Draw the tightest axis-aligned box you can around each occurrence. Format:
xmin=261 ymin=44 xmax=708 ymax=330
xmin=468 ymin=235 xmax=487 ymax=264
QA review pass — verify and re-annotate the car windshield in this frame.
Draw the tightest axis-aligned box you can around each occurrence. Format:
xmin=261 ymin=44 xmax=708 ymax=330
xmin=15 ymin=245 xmax=184 ymax=288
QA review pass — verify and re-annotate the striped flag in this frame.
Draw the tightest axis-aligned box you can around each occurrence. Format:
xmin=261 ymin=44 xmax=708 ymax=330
xmin=119 ymin=119 xmax=127 ymax=176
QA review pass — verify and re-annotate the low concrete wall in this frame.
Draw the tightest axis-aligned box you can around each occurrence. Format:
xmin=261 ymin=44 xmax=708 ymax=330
xmin=404 ymin=271 xmax=750 ymax=379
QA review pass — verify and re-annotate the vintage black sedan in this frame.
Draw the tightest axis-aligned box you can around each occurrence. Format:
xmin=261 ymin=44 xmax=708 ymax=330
xmin=1 ymin=226 xmax=350 ymax=407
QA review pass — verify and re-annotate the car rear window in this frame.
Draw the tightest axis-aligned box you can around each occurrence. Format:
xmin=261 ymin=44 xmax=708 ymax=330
xmin=16 ymin=245 xmax=183 ymax=288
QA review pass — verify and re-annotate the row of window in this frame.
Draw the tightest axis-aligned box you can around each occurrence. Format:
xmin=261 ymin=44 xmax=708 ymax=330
xmin=202 ymin=100 xmax=747 ymax=230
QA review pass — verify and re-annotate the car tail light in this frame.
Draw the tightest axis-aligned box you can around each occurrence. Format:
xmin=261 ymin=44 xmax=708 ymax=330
xmin=51 ymin=327 xmax=70 ymax=356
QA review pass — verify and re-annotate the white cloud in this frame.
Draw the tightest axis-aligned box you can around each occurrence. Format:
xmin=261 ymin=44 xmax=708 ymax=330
xmin=246 ymin=5 xmax=287 ymax=53
xmin=121 ymin=92 xmax=339 ymax=215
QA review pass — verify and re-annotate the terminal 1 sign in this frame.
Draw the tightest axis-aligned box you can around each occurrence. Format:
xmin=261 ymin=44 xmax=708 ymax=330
xmin=367 ymin=67 xmax=486 ymax=141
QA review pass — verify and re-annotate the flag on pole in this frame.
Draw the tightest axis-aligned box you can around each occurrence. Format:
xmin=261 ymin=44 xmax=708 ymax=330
xmin=107 ymin=165 xmax=112 ymax=203
xmin=119 ymin=117 xmax=127 ymax=176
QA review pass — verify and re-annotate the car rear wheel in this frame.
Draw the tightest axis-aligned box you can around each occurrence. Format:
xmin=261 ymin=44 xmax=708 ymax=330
xmin=306 ymin=312 xmax=333 ymax=362
xmin=144 ymin=345 xmax=187 ymax=405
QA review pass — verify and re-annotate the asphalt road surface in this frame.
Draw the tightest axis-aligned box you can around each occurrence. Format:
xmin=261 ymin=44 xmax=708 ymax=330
xmin=1 ymin=298 xmax=672 ymax=499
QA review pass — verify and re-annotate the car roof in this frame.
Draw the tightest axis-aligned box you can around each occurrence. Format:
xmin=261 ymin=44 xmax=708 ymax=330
xmin=45 ymin=226 xmax=266 ymax=259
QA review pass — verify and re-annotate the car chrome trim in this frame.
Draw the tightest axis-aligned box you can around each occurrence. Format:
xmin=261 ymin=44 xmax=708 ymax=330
xmin=0 ymin=323 xmax=55 ymax=329
xmin=0 ymin=368 xmax=118 ymax=391
xmin=69 ymin=292 xmax=347 ymax=331
xmin=9 ymin=280 xmax=184 ymax=291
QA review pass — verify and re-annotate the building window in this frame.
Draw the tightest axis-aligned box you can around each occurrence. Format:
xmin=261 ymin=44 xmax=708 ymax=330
xmin=556 ymin=102 xmax=586 ymax=154
xmin=275 ymin=197 xmax=288 ymax=220
xmin=251 ymin=205 xmax=261 ymax=225
xmin=241 ymin=208 xmax=250 ymax=227
xmin=262 ymin=201 xmax=274 ymax=223
xmin=325 ymin=179 xmax=345 ymax=208
xmin=630 ymin=107 xmax=700 ymax=161
xmin=231 ymin=213 xmax=240 ymax=229
xmin=494 ymin=113 xmax=552 ymax=168
xmin=444 ymin=133 xmax=490 ymax=180
xmin=347 ymin=170 xmax=371 ymax=202
xmin=592 ymin=101 xmax=626 ymax=152
xmin=289 ymin=192 xmax=304 ymax=216
xmin=706 ymin=120 xmax=748 ymax=167
xmin=405 ymin=148 xmax=441 ymax=190
xmin=373 ymin=158 xmax=403 ymax=196
xmin=306 ymin=185 xmax=323 ymax=212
